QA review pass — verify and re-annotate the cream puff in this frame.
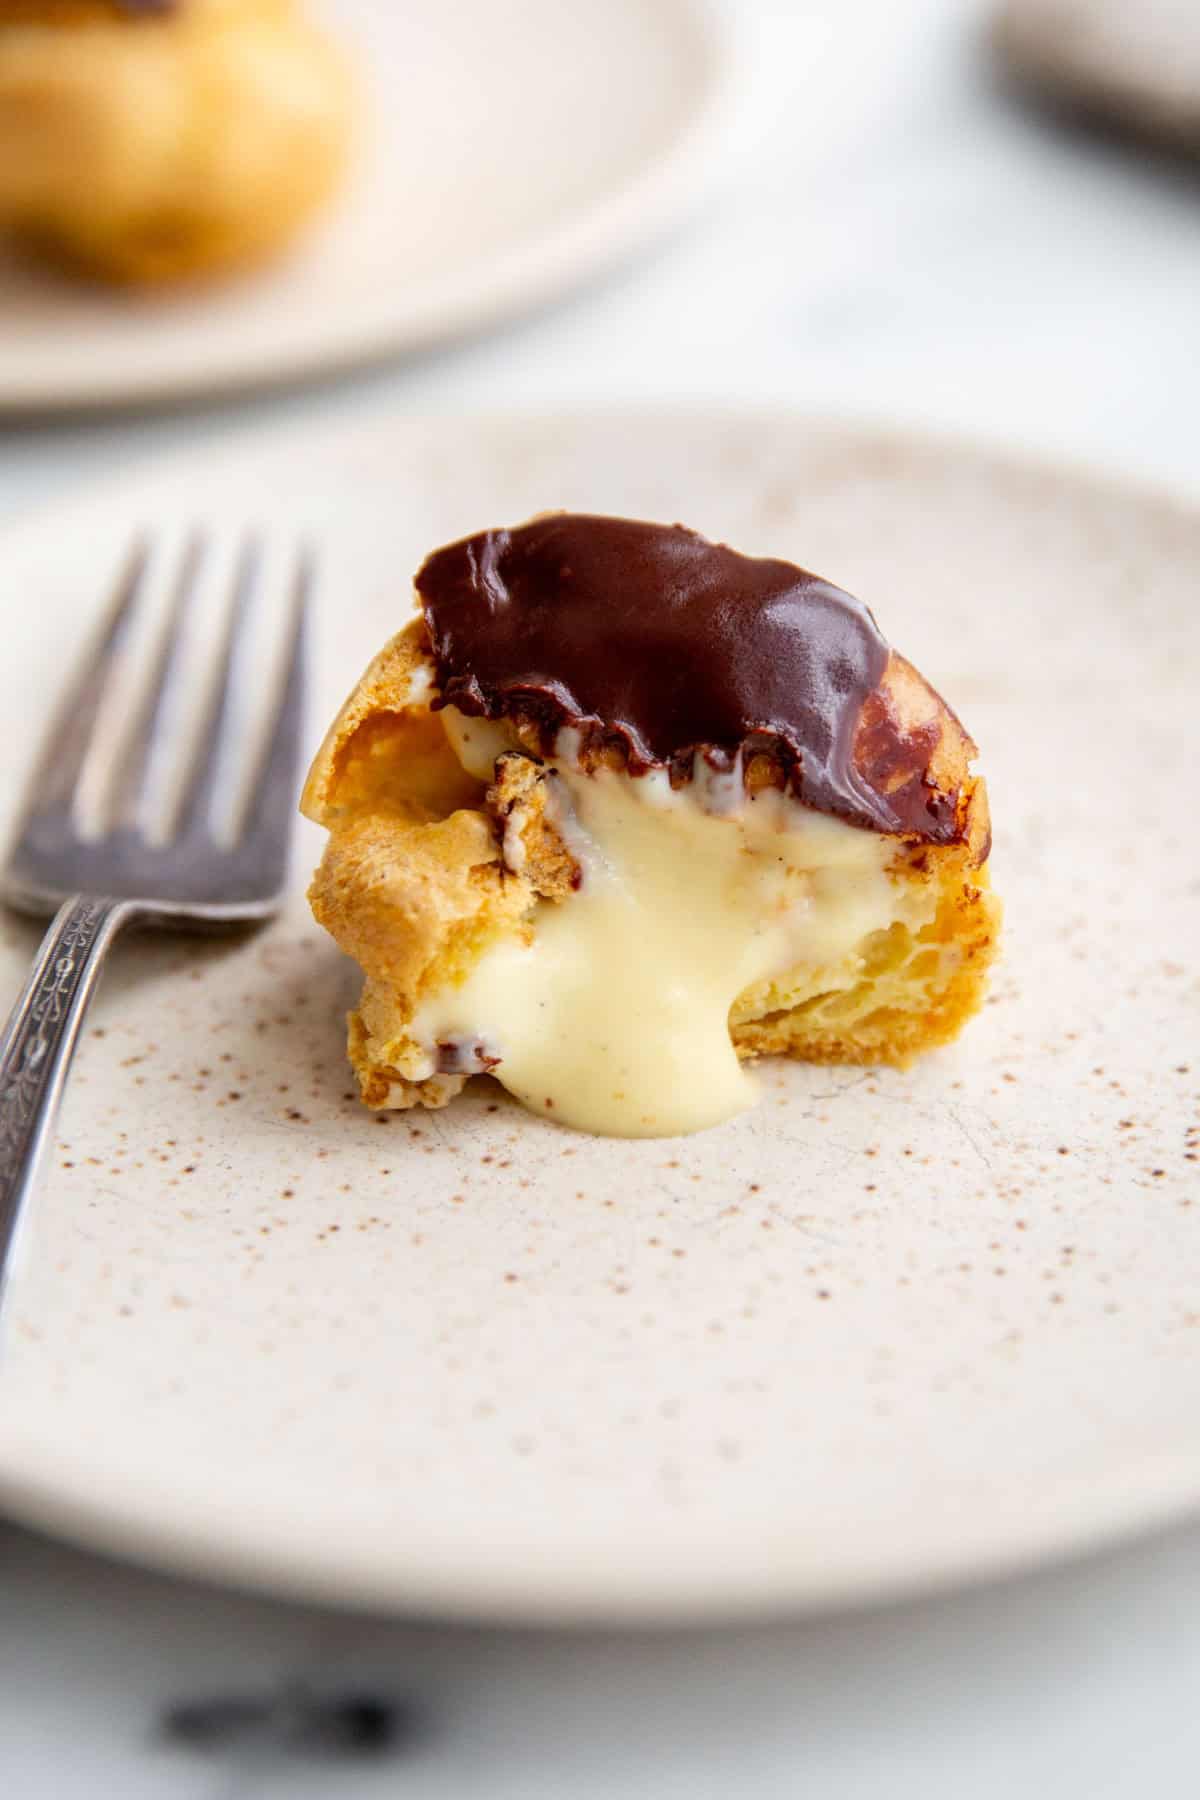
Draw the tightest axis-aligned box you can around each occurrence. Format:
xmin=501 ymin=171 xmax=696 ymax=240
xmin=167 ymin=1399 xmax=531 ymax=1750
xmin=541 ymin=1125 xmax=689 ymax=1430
xmin=0 ymin=0 xmax=354 ymax=284
xmin=303 ymin=515 xmax=1000 ymax=1138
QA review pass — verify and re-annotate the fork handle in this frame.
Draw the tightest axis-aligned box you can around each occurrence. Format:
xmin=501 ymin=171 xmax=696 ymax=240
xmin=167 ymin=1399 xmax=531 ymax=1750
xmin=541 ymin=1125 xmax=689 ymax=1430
xmin=0 ymin=896 xmax=136 ymax=1314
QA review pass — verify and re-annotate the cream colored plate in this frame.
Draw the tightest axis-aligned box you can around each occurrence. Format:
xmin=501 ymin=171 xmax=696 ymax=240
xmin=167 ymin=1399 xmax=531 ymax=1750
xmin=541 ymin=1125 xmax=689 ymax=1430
xmin=0 ymin=408 xmax=1197 ymax=1623
xmin=0 ymin=0 xmax=733 ymax=410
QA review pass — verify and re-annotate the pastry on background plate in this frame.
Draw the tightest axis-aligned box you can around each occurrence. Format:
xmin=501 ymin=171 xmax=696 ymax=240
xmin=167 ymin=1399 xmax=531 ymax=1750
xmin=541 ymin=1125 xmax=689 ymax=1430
xmin=0 ymin=0 xmax=354 ymax=284
xmin=303 ymin=515 xmax=1000 ymax=1138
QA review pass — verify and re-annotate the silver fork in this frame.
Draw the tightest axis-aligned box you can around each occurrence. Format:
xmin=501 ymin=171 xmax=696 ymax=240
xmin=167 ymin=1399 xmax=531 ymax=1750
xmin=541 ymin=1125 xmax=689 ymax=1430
xmin=0 ymin=535 xmax=309 ymax=1314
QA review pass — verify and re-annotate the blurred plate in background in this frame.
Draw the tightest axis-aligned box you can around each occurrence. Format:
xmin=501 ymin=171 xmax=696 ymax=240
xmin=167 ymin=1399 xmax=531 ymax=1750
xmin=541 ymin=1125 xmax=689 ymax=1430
xmin=0 ymin=407 xmax=1197 ymax=1622
xmin=0 ymin=0 xmax=735 ymax=411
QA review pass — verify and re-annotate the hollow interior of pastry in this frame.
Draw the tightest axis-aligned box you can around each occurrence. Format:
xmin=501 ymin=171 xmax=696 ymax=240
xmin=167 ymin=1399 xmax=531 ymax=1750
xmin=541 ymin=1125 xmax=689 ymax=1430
xmin=305 ymin=626 xmax=998 ymax=1139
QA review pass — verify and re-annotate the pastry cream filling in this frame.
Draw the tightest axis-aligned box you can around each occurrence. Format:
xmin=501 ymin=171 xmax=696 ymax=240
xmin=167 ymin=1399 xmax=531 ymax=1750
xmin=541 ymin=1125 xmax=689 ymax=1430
xmin=409 ymin=709 xmax=902 ymax=1138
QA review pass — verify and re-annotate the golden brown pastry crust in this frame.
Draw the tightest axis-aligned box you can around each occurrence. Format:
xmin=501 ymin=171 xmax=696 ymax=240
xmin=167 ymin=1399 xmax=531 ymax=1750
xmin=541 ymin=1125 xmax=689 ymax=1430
xmin=303 ymin=613 xmax=1000 ymax=1114
xmin=0 ymin=0 xmax=353 ymax=284
xmin=728 ymin=835 xmax=998 ymax=1066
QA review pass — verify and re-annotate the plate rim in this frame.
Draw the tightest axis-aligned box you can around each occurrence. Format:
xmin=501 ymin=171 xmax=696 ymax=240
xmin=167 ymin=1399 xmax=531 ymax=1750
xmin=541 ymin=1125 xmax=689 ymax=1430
xmin=3 ymin=1421 xmax=1200 ymax=1625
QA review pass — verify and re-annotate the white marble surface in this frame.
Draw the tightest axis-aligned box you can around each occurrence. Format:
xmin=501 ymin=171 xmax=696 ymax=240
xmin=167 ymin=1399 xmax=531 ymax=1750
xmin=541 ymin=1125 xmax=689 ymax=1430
xmin=5 ymin=1517 xmax=1200 ymax=1799
xmin=3 ymin=0 xmax=1200 ymax=1792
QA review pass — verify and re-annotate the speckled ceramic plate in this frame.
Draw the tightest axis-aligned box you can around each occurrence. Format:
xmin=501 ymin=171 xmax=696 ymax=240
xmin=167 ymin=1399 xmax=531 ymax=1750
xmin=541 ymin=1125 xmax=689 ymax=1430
xmin=0 ymin=409 xmax=1197 ymax=1623
xmin=0 ymin=0 xmax=735 ymax=410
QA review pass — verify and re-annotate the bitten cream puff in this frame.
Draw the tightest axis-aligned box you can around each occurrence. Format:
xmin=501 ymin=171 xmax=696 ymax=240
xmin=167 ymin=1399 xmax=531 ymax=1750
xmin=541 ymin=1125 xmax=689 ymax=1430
xmin=303 ymin=515 xmax=1000 ymax=1138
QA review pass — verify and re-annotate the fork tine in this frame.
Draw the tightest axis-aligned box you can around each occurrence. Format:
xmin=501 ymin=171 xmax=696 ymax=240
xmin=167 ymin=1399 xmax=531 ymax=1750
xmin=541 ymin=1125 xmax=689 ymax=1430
xmin=237 ymin=550 xmax=311 ymax=880
xmin=173 ymin=537 xmax=259 ymax=841
xmin=24 ymin=538 xmax=149 ymax=824
xmin=108 ymin=533 xmax=206 ymax=835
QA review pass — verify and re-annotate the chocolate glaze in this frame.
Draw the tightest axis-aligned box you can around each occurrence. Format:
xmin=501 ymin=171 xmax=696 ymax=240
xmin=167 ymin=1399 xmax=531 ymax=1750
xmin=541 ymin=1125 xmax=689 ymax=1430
xmin=1 ymin=1 xmax=176 ymax=14
xmin=435 ymin=1037 xmax=501 ymax=1076
xmin=416 ymin=514 xmax=962 ymax=840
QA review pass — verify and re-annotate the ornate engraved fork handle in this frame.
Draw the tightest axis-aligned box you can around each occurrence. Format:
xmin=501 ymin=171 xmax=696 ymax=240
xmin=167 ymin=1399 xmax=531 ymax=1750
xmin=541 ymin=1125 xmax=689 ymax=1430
xmin=0 ymin=896 xmax=137 ymax=1308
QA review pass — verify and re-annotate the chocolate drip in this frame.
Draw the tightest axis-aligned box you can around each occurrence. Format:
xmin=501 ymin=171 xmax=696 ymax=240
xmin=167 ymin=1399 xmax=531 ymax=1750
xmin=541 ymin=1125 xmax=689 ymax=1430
xmin=416 ymin=514 xmax=954 ymax=839
xmin=0 ymin=0 xmax=177 ymax=13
